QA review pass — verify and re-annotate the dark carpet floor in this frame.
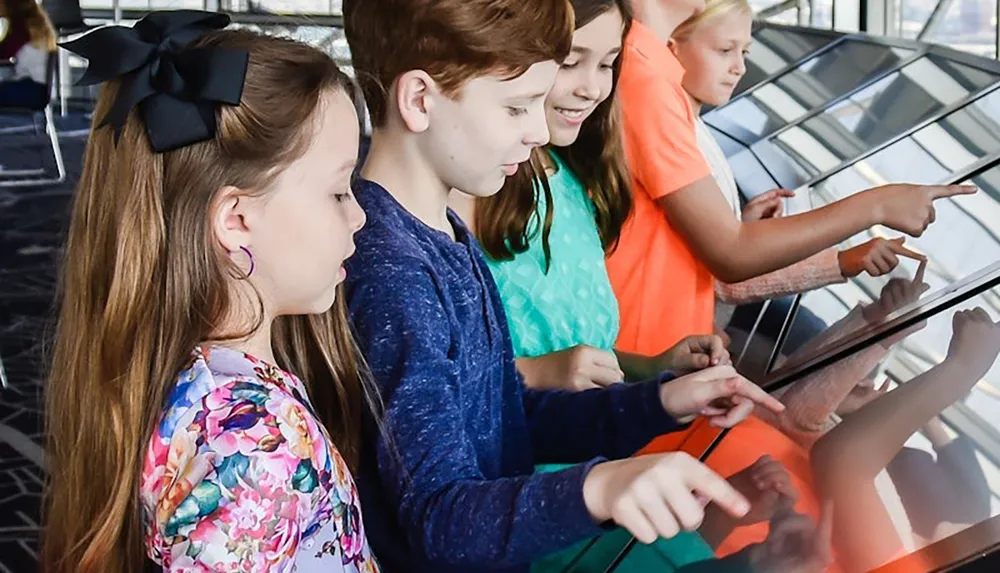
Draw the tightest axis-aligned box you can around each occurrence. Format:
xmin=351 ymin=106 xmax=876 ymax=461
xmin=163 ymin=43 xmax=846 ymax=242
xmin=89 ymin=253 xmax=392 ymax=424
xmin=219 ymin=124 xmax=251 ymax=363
xmin=0 ymin=109 xmax=89 ymax=573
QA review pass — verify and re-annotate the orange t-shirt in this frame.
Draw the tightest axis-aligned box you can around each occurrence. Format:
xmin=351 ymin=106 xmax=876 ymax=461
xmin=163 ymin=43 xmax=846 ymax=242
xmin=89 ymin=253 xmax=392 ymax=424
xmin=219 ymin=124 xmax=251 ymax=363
xmin=608 ymin=21 xmax=716 ymax=356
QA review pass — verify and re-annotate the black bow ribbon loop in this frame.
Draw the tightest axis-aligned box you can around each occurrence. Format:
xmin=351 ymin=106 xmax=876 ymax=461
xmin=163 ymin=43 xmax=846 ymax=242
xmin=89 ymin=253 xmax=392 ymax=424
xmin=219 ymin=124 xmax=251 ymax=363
xmin=59 ymin=10 xmax=248 ymax=153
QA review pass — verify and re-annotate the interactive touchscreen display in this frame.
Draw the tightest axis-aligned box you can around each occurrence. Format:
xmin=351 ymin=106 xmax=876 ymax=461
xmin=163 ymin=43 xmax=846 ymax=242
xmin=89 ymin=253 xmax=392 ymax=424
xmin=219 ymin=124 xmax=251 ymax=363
xmin=761 ymin=55 xmax=999 ymax=188
xmin=696 ymin=274 xmax=1000 ymax=573
xmin=772 ymin=157 xmax=1000 ymax=370
xmin=768 ymin=259 xmax=1000 ymax=385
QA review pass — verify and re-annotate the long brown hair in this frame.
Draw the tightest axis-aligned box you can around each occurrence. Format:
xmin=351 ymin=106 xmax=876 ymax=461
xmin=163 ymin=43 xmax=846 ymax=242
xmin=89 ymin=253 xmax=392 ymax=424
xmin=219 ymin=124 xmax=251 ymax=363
xmin=475 ymin=0 xmax=633 ymax=268
xmin=42 ymin=30 xmax=368 ymax=573
xmin=1 ymin=0 xmax=56 ymax=50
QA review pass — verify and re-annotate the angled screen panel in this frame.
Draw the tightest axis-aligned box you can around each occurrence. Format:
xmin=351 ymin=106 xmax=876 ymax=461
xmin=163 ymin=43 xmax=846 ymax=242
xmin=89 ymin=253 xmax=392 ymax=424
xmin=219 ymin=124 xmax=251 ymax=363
xmin=703 ymin=266 xmax=1000 ymax=573
xmin=776 ymin=154 xmax=1000 ymax=371
xmin=706 ymin=124 xmax=781 ymax=199
xmin=706 ymin=41 xmax=916 ymax=142
xmin=759 ymin=55 xmax=1000 ymax=188
xmin=736 ymin=25 xmax=842 ymax=96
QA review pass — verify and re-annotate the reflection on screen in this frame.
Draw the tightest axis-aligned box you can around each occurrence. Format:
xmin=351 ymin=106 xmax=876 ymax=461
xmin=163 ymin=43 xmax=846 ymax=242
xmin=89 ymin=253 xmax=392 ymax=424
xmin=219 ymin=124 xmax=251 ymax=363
xmin=709 ymin=42 xmax=914 ymax=141
xmin=701 ymin=287 xmax=1000 ymax=573
xmin=737 ymin=27 xmax=840 ymax=96
xmin=706 ymin=124 xmax=781 ymax=195
xmin=763 ymin=56 xmax=999 ymax=187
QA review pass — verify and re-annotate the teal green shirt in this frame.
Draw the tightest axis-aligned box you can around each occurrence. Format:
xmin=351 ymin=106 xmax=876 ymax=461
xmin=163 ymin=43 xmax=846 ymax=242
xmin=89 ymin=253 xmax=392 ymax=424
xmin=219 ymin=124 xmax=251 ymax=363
xmin=486 ymin=154 xmax=726 ymax=572
xmin=486 ymin=152 xmax=620 ymax=358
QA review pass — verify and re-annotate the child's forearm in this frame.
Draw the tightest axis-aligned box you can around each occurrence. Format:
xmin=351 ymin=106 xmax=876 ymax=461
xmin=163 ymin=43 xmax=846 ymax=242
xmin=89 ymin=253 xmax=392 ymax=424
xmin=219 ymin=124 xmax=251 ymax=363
xmin=614 ymin=349 xmax=663 ymax=382
xmin=715 ymin=248 xmax=844 ymax=305
xmin=697 ymin=504 xmax=738 ymax=549
xmin=812 ymin=360 xmax=978 ymax=479
xmin=770 ymin=344 xmax=887 ymax=442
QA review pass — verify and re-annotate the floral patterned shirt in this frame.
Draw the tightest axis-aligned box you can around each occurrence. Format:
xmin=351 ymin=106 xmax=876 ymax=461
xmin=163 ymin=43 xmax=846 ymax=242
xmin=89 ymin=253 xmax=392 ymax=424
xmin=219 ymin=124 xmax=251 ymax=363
xmin=140 ymin=345 xmax=378 ymax=572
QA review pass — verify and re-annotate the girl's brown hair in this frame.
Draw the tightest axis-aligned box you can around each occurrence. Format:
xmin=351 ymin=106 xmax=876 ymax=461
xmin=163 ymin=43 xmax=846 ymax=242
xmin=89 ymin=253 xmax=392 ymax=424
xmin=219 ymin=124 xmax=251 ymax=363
xmin=475 ymin=0 xmax=633 ymax=269
xmin=42 ymin=30 xmax=368 ymax=573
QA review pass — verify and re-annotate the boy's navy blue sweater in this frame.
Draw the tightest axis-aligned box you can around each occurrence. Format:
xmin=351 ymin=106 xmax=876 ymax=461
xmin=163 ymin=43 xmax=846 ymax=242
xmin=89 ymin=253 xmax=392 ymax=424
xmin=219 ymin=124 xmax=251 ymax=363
xmin=344 ymin=180 xmax=718 ymax=573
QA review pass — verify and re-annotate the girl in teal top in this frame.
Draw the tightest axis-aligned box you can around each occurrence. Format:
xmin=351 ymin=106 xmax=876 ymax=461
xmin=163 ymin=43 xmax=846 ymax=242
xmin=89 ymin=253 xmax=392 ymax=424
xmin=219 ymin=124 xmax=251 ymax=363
xmin=463 ymin=4 xmax=728 ymax=390
xmin=485 ymin=149 xmax=620 ymax=359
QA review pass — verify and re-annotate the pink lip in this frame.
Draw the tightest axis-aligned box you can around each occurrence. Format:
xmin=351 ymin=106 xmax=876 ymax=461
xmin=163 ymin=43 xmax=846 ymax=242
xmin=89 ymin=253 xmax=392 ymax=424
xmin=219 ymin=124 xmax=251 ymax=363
xmin=503 ymin=164 xmax=519 ymax=176
xmin=338 ymin=266 xmax=347 ymax=280
xmin=556 ymin=108 xmax=588 ymax=127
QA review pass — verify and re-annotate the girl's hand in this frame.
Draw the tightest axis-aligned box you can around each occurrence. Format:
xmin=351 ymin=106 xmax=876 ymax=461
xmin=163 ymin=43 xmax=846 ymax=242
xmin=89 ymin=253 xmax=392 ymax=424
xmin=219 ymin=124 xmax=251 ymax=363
xmin=725 ymin=456 xmax=798 ymax=526
xmin=870 ymin=183 xmax=976 ymax=236
xmin=742 ymin=189 xmax=796 ymax=221
xmin=838 ymin=237 xmax=924 ymax=278
xmin=945 ymin=308 xmax=1000 ymax=380
xmin=658 ymin=335 xmax=731 ymax=374
xmin=659 ymin=365 xmax=785 ymax=427
xmin=748 ymin=499 xmax=834 ymax=573
xmin=516 ymin=345 xmax=624 ymax=392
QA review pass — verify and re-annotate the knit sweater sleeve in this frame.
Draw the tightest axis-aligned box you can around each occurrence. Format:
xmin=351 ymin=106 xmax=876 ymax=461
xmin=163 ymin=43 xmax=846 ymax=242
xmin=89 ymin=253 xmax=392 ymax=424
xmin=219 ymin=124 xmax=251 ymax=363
xmin=715 ymin=248 xmax=845 ymax=305
xmin=762 ymin=306 xmax=889 ymax=446
xmin=347 ymin=258 xmax=608 ymax=567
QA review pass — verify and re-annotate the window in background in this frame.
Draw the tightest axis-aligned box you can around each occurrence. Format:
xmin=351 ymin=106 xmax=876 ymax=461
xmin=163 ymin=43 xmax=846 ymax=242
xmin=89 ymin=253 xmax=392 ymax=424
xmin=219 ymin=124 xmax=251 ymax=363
xmin=77 ymin=0 xmax=343 ymax=14
xmin=921 ymin=0 xmax=998 ymax=59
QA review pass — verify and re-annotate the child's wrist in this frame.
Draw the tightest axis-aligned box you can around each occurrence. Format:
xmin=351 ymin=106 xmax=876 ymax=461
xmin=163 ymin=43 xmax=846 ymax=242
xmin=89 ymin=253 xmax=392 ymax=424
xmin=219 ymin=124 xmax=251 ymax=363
xmin=581 ymin=462 xmax=611 ymax=523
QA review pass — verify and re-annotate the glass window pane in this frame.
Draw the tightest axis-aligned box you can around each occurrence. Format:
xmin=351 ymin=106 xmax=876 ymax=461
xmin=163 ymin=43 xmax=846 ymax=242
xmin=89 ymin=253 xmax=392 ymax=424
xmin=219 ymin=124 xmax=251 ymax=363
xmin=710 ymin=41 xmax=915 ymax=140
xmin=807 ymin=87 xmax=1000 ymax=206
xmin=707 ymin=120 xmax=782 ymax=194
xmin=811 ymin=0 xmax=834 ymax=28
xmin=896 ymin=0 xmax=934 ymax=39
xmin=251 ymin=0 xmax=342 ymax=14
xmin=707 ymin=124 xmax=747 ymax=157
xmin=924 ymin=0 xmax=998 ymax=60
xmin=738 ymin=26 xmax=840 ymax=95
xmin=766 ymin=55 xmax=999 ymax=183
xmin=79 ymin=0 xmax=344 ymax=13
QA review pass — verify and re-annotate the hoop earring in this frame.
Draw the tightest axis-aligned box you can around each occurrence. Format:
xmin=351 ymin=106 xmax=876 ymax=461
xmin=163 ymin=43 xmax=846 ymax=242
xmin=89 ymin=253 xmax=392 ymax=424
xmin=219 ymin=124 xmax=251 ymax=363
xmin=239 ymin=245 xmax=255 ymax=278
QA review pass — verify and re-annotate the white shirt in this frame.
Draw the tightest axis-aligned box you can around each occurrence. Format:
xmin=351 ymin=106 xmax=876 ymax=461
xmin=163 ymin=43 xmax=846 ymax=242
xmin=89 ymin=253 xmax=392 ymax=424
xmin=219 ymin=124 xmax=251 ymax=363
xmin=14 ymin=43 xmax=47 ymax=84
xmin=695 ymin=116 xmax=745 ymax=327
xmin=695 ymin=117 xmax=741 ymax=217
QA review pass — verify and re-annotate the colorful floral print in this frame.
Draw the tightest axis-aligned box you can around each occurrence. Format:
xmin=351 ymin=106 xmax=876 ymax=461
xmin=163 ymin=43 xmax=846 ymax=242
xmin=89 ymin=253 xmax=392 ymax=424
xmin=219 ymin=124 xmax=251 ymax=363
xmin=140 ymin=345 xmax=379 ymax=572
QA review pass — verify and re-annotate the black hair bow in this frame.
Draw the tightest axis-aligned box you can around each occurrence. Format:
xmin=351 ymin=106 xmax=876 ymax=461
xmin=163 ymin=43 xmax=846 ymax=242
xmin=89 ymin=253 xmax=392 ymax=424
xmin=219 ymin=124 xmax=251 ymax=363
xmin=60 ymin=10 xmax=249 ymax=153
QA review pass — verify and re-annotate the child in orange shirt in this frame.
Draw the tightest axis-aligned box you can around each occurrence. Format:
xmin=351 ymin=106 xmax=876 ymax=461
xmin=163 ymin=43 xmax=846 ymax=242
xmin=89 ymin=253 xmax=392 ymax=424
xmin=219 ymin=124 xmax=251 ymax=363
xmin=611 ymin=0 xmax=975 ymax=358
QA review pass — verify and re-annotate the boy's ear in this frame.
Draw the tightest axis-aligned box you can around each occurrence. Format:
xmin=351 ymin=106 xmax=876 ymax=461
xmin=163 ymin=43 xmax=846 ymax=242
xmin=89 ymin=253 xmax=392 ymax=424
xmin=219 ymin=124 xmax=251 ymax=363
xmin=395 ymin=70 xmax=436 ymax=134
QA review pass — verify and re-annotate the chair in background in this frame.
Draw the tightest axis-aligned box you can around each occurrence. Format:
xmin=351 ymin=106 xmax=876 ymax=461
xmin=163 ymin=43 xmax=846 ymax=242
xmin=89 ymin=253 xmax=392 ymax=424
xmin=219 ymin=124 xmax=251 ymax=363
xmin=41 ymin=0 xmax=88 ymax=116
xmin=0 ymin=52 xmax=66 ymax=188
